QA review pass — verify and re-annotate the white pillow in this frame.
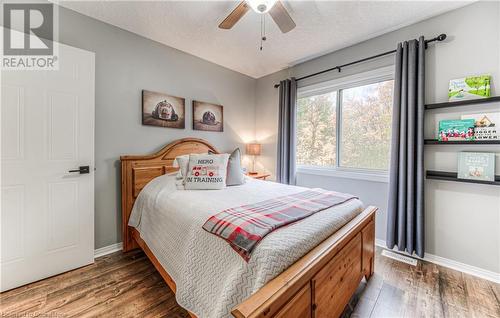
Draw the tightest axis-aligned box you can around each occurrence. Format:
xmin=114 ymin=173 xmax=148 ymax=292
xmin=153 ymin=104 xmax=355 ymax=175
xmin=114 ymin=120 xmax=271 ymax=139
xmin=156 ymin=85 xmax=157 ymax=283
xmin=173 ymin=154 xmax=190 ymax=180
xmin=226 ymin=148 xmax=246 ymax=186
xmin=184 ymin=154 xmax=229 ymax=190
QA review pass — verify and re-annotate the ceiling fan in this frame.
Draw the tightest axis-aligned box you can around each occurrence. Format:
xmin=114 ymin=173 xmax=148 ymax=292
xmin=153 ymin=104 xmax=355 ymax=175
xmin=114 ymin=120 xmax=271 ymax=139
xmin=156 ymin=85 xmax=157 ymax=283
xmin=218 ymin=0 xmax=296 ymax=33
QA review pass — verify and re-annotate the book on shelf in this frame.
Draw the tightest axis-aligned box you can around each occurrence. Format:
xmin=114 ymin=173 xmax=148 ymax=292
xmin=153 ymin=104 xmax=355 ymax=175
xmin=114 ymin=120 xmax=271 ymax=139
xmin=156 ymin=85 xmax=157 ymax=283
xmin=457 ymin=152 xmax=495 ymax=182
xmin=461 ymin=112 xmax=500 ymax=140
xmin=438 ymin=119 xmax=475 ymax=141
xmin=448 ymin=75 xmax=491 ymax=101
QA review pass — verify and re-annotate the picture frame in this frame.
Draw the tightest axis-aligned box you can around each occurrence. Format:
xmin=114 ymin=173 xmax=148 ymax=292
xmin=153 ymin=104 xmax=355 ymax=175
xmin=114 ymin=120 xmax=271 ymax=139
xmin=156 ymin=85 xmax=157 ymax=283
xmin=458 ymin=152 xmax=495 ymax=182
xmin=438 ymin=119 xmax=475 ymax=141
xmin=142 ymin=89 xmax=185 ymax=129
xmin=461 ymin=112 xmax=500 ymax=140
xmin=192 ymin=100 xmax=224 ymax=132
xmin=448 ymin=75 xmax=491 ymax=101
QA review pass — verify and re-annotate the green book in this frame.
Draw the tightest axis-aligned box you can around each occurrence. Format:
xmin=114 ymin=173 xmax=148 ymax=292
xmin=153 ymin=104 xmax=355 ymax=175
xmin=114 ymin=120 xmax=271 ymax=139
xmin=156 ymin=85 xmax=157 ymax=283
xmin=438 ymin=119 xmax=475 ymax=141
xmin=458 ymin=152 xmax=495 ymax=182
xmin=448 ymin=75 xmax=491 ymax=101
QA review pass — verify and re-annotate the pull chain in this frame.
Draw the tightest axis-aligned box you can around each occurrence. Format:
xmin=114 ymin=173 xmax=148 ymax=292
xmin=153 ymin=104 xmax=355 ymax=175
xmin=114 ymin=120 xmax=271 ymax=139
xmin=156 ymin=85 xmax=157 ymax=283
xmin=260 ymin=15 xmax=267 ymax=51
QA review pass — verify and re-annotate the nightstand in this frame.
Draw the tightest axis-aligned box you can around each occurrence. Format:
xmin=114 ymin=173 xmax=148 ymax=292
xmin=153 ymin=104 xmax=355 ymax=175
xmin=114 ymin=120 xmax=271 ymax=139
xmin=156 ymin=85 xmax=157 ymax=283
xmin=246 ymin=172 xmax=271 ymax=180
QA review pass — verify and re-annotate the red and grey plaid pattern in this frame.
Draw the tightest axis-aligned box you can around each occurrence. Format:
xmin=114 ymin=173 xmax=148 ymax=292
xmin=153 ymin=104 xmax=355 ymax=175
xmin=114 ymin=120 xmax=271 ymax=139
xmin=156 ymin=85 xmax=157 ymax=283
xmin=202 ymin=189 xmax=357 ymax=261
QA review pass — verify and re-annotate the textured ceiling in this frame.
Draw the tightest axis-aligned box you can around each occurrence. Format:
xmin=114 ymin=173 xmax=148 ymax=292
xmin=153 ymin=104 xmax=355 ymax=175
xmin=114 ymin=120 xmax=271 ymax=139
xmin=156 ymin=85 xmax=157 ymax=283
xmin=58 ymin=1 xmax=472 ymax=78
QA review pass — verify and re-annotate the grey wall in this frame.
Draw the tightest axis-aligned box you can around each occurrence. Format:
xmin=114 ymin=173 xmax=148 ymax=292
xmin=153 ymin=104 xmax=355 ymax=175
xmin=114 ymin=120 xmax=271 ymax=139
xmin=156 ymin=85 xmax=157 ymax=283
xmin=255 ymin=2 xmax=500 ymax=274
xmin=57 ymin=7 xmax=257 ymax=249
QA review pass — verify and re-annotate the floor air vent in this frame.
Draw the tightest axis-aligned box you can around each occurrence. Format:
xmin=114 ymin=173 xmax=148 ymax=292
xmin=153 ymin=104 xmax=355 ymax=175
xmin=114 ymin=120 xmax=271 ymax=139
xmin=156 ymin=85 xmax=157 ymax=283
xmin=381 ymin=249 xmax=418 ymax=266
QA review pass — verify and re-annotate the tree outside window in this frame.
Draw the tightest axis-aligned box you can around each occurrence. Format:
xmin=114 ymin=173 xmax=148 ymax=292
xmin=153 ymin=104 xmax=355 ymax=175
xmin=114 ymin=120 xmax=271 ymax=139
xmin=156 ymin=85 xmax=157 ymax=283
xmin=296 ymin=91 xmax=336 ymax=167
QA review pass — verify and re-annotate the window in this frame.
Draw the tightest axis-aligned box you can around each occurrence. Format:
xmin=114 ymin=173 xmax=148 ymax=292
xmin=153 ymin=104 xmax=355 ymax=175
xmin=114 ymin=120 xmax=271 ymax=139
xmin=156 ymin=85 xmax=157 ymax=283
xmin=296 ymin=91 xmax=337 ymax=167
xmin=340 ymin=80 xmax=394 ymax=170
xmin=296 ymin=67 xmax=394 ymax=176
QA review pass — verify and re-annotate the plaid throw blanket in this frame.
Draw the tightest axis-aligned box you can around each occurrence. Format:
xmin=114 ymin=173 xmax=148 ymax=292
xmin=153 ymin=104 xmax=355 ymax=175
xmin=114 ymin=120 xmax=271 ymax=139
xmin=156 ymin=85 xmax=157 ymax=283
xmin=202 ymin=189 xmax=357 ymax=261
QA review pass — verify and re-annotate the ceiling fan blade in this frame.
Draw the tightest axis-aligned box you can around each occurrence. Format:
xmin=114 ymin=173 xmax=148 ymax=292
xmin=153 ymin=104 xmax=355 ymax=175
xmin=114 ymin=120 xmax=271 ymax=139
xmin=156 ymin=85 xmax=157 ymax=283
xmin=269 ymin=1 xmax=296 ymax=33
xmin=219 ymin=1 xmax=250 ymax=29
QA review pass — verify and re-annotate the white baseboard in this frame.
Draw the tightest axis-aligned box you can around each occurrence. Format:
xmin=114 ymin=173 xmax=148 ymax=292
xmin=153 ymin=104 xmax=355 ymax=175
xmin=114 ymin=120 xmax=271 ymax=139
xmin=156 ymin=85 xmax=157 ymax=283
xmin=94 ymin=242 xmax=123 ymax=259
xmin=375 ymin=239 xmax=500 ymax=284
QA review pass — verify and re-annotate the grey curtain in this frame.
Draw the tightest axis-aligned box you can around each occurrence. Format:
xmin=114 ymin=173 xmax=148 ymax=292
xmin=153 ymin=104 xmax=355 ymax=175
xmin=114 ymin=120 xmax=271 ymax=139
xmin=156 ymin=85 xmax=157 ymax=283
xmin=386 ymin=37 xmax=425 ymax=258
xmin=276 ymin=78 xmax=297 ymax=184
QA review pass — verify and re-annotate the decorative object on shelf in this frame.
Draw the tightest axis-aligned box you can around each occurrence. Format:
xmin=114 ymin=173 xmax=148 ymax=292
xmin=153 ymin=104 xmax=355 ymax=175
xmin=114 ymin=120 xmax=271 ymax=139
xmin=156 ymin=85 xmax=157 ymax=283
xmin=438 ymin=119 xmax=475 ymax=141
xmin=461 ymin=112 xmax=500 ymax=140
xmin=246 ymin=143 xmax=262 ymax=175
xmin=448 ymin=74 xmax=491 ymax=101
xmin=142 ymin=90 xmax=185 ymax=129
xmin=193 ymin=100 xmax=223 ymax=132
xmin=458 ymin=152 xmax=495 ymax=182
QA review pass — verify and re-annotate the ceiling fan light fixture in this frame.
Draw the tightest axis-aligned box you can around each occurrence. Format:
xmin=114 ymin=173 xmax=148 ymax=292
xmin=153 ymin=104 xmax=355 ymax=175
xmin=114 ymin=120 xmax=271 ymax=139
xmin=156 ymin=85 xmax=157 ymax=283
xmin=247 ymin=0 xmax=277 ymax=14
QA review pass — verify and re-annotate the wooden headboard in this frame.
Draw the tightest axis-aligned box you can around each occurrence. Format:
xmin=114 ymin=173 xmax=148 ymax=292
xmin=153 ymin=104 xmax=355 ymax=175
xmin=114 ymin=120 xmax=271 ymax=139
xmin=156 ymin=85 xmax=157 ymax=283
xmin=121 ymin=138 xmax=219 ymax=252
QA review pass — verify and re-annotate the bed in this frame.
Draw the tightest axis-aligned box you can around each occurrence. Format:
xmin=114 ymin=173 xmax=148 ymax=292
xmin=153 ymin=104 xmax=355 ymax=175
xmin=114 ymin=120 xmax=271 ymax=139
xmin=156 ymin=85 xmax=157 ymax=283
xmin=121 ymin=138 xmax=377 ymax=318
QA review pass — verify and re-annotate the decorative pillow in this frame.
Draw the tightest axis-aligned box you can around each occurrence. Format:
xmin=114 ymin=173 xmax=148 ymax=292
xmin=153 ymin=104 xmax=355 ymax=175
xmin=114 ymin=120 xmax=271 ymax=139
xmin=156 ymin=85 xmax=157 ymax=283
xmin=173 ymin=154 xmax=190 ymax=179
xmin=184 ymin=154 xmax=229 ymax=190
xmin=226 ymin=148 xmax=246 ymax=186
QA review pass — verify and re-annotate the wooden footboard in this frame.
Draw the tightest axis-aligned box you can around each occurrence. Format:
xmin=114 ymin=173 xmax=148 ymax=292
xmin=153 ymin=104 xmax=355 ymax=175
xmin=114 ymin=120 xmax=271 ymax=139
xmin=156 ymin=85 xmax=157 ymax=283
xmin=231 ymin=206 xmax=376 ymax=318
xmin=121 ymin=138 xmax=377 ymax=318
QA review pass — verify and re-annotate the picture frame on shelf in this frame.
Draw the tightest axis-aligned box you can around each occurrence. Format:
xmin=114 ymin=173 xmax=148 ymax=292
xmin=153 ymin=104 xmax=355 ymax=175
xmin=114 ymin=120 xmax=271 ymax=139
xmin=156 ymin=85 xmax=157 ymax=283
xmin=461 ymin=112 xmax=500 ymax=140
xmin=457 ymin=152 xmax=495 ymax=182
xmin=438 ymin=119 xmax=475 ymax=141
xmin=448 ymin=74 xmax=491 ymax=101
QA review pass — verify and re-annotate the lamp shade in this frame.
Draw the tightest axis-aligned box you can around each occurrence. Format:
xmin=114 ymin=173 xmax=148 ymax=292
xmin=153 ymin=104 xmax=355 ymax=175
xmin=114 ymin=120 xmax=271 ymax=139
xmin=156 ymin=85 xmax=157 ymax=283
xmin=246 ymin=143 xmax=262 ymax=156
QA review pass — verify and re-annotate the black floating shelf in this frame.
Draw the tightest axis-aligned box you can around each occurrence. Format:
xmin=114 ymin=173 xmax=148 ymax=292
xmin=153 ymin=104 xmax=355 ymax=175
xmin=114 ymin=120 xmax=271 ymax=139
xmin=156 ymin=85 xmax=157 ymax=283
xmin=426 ymin=170 xmax=500 ymax=186
xmin=425 ymin=96 xmax=500 ymax=109
xmin=424 ymin=139 xmax=500 ymax=145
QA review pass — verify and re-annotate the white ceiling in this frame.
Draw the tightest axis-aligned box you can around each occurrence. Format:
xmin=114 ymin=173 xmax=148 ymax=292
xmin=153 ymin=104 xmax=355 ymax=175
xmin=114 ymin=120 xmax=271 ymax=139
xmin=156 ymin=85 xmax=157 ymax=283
xmin=58 ymin=1 xmax=472 ymax=78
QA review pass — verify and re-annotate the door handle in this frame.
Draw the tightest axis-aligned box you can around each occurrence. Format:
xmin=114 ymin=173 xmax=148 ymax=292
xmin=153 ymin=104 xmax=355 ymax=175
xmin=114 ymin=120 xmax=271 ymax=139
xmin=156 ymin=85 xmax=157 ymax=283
xmin=68 ymin=166 xmax=90 ymax=174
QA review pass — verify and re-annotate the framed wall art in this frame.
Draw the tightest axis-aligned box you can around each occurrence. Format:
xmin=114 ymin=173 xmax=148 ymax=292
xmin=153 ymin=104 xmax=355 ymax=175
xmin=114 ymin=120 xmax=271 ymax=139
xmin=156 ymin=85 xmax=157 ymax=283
xmin=192 ymin=100 xmax=223 ymax=132
xmin=142 ymin=90 xmax=185 ymax=129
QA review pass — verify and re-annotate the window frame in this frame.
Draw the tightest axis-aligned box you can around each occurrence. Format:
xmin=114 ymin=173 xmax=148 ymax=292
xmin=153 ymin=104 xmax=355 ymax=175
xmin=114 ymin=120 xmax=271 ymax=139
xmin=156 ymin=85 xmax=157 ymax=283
xmin=296 ymin=66 xmax=394 ymax=183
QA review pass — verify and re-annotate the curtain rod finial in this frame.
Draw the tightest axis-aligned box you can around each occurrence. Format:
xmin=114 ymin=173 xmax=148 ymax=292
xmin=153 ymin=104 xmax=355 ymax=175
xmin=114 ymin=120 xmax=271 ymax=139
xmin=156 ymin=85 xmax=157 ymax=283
xmin=274 ymin=84 xmax=280 ymax=88
xmin=437 ymin=34 xmax=447 ymax=41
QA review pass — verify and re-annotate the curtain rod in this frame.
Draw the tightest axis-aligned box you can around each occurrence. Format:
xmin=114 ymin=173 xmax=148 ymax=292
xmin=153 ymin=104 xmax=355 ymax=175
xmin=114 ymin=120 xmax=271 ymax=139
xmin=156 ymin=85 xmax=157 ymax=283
xmin=273 ymin=33 xmax=447 ymax=88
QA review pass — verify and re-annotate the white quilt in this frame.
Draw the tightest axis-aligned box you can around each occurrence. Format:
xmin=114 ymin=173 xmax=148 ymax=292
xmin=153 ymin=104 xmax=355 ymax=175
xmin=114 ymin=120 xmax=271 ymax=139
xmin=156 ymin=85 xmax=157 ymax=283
xmin=129 ymin=175 xmax=364 ymax=318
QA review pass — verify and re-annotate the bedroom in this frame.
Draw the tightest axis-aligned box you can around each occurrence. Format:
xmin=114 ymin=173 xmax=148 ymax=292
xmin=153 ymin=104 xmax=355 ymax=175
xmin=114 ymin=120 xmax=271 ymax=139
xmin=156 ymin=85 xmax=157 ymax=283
xmin=1 ymin=0 xmax=499 ymax=317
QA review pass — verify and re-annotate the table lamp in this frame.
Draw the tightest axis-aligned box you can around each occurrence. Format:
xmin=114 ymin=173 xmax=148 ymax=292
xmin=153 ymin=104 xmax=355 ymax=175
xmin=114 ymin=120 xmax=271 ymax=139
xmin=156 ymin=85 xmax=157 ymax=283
xmin=246 ymin=143 xmax=261 ymax=175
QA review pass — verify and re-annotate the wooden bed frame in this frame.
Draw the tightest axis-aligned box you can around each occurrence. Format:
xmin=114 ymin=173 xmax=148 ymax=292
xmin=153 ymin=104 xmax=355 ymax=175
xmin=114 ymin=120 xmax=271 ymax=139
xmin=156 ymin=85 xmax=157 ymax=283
xmin=121 ymin=138 xmax=377 ymax=318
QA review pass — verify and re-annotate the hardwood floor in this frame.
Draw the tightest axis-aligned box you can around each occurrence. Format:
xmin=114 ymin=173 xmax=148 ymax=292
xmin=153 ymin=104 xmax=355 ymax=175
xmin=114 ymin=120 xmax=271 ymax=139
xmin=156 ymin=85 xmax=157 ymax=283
xmin=1 ymin=247 xmax=499 ymax=318
xmin=0 ymin=250 xmax=189 ymax=318
xmin=348 ymin=248 xmax=500 ymax=318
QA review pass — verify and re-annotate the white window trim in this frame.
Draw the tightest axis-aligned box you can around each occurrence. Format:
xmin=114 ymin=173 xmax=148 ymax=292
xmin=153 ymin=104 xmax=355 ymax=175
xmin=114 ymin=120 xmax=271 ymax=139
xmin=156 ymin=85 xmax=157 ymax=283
xmin=297 ymin=65 xmax=395 ymax=98
xmin=297 ymin=166 xmax=389 ymax=183
xmin=296 ymin=66 xmax=394 ymax=183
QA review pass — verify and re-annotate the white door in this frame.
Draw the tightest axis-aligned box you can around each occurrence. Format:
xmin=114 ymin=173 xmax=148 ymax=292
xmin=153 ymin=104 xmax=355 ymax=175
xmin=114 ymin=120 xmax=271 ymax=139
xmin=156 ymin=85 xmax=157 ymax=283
xmin=1 ymin=43 xmax=95 ymax=291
